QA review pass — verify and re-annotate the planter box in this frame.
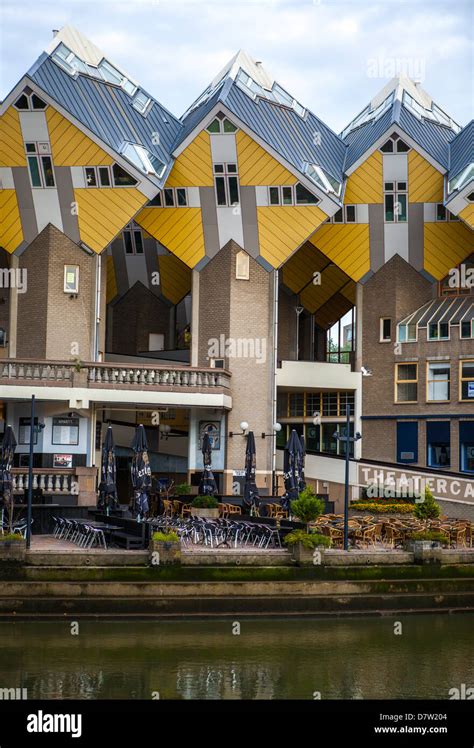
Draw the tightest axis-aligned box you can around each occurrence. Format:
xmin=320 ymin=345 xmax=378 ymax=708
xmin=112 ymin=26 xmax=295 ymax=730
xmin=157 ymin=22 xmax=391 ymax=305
xmin=149 ymin=540 xmax=181 ymax=566
xmin=0 ymin=538 xmax=26 ymax=563
xmin=404 ymin=539 xmax=443 ymax=564
xmin=191 ymin=507 xmax=219 ymax=519
xmin=291 ymin=542 xmax=326 ymax=566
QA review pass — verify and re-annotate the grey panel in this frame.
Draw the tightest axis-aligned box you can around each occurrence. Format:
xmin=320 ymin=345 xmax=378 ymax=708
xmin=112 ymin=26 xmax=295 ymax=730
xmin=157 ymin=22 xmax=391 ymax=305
xmin=144 ymin=237 xmax=159 ymax=295
xmin=255 ymin=255 xmax=274 ymax=272
xmin=449 ymin=120 xmax=473 ymax=181
xmin=408 ymin=202 xmax=424 ymax=271
xmin=199 ymin=187 xmax=220 ymax=259
xmin=368 ymin=204 xmax=384 ymax=272
xmin=54 ymin=166 xmax=80 ymax=244
xmin=11 ymin=167 xmax=38 ymax=244
xmin=110 ymin=237 xmax=129 ymax=296
xmin=240 ymin=186 xmax=259 ymax=259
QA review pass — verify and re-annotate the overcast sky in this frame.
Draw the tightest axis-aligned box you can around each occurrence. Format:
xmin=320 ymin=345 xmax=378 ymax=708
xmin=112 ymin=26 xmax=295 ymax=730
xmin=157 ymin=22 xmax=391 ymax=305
xmin=0 ymin=0 xmax=472 ymax=132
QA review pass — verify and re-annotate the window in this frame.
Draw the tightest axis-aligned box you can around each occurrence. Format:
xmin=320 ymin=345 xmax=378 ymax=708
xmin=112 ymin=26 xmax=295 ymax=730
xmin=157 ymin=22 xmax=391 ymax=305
xmin=266 ymin=184 xmax=318 ymax=206
xmin=333 ymin=208 xmax=343 ymax=223
xmin=98 ymin=60 xmax=136 ymax=95
xmin=14 ymin=92 xmax=46 ymax=110
xmin=322 ymin=392 xmax=338 ymax=416
xmin=345 ymin=205 xmax=356 ymax=223
xmin=467 ymin=192 xmax=474 ymax=203
xmin=269 ymin=186 xmax=280 ymax=205
xmin=282 ymin=186 xmax=293 ymax=205
xmin=305 ymin=163 xmax=342 ymax=196
xmin=235 ymin=250 xmax=250 ymax=280
xmin=461 ymin=319 xmax=474 ymax=339
xmin=384 ymin=181 xmax=407 ymax=222
xmin=398 ymin=322 xmax=417 ymax=342
xmin=289 ymin=393 xmax=304 ymax=417
xmin=148 ymin=333 xmax=164 ymax=351
xmin=132 ymin=91 xmax=151 ymax=114
xmin=395 ymin=363 xmax=418 ymax=402
xmin=147 ymin=193 xmax=162 ymax=207
xmin=98 ymin=167 xmax=111 ymax=187
xmin=85 ymin=165 xmax=125 ymax=187
xmin=380 ymin=136 xmax=410 ymax=154
xmin=380 ymin=317 xmax=391 ymax=342
xmin=206 ymin=117 xmax=238 ymax=134
xmin=52 ymin=416 xmax=80 ymax=446
xmin=122 ymin=223 xmax=144 ymax=254
xmin=436 ymin=204 xmax=446 ymax=221
xmin=18 ymin=417 xmax=39 ymax=445
xmin=427 ymin=362 xmax=450 ymax=401
xmin=213 ymin=163 xmax=239 ymax=206
xmin=460 ymin=421 xmax=474 ymax=473
xmin=397 ymin=421 xmax=418 ymax=463
xmin=210 ymin=358 xmax=225 ymax=369
xmin=112 ymin=163 xmax=138 ymax=186
xmin=121 ymin=142 xmax=165 ymax=177
xmin=0 ymin=328 xmax=6 ymax=347
xmin=85 ymin=167 xmax=97 ymax=187
xmin=25 ymin=142 xmax=55 ymax=188
xmin=428 ymin=321 xmax=449 ymax=340
xmin=460 ymin=361 xmax=474 ymax=401
xmin=427 ymin=421 xmax=451 ymax=468
xmin=64 ymin=265 xmax=79 ymax=294
xmin=295 ymin=183 xmax=318 ymax=205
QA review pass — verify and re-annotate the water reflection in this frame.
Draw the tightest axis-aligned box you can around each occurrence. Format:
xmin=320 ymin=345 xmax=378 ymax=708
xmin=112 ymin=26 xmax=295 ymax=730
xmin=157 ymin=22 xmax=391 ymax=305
xmin=0 ymin=616 xmax=472 ymax=700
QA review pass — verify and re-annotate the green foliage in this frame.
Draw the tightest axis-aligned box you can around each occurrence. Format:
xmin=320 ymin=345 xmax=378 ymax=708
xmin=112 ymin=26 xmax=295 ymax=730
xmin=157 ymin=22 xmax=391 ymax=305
xmin=284 ymin=530 xmax=331 ymax=549
xmin=152 ymin=531 xmax=179 ymax=543
xmin=174 ymin=483 xmax=191 ymax=495
xmin=351 ymin=502 xmax=414 ymax=514
xmin=0 ymin=533 xmax=24 ymax=542
xmin=409 ymin=530 xmax=448 ymax=544
xmin=191 ymin=496 xmax=219 ymax=508
xmin=291 ymin=487 xmax=325 ymax=524
xmin=413 ymin=487 xmax=441 ymax=520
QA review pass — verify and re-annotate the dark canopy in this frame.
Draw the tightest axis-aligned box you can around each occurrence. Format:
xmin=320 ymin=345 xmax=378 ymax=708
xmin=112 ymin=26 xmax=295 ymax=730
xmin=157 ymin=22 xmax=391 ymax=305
xmin=243 ymin=431 xmax=260 ymax=513
xmin=130 ymin=424 xmax=152 ymax=516
xmin=281 ymin=429 xmax=302 ymax=511
xmin=0 ymin=426 xmax=17 ymax=530
xmin=98 ymin=425 xmax=118 ymax=512
xmin=198 ymin=432 xmax=218 ymax=496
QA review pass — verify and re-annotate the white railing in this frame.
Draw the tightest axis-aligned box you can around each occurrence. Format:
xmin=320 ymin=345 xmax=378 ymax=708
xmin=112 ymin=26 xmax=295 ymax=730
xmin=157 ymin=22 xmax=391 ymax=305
xmin=11 ymin=469 xmax=75 ymax=495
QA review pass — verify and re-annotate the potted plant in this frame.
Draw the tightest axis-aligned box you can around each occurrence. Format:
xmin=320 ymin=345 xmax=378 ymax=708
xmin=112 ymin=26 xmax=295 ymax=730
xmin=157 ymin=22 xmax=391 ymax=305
xmin=413 ymin=487 xmax=441 ymax=520
xmin=0 ymin=533 xmax=27 ymax=563
xmin=174 ymin=482 xmax=192 ymax=500
xmin=290 ymin=487 xmax=325 ymax=526
xmin=150 ymin=531 xmax=181 ymax=565
xmin=190 ymin=496 xmax=219 ymax=519
xmin=284 ymin=529 xmax=330 ymax=565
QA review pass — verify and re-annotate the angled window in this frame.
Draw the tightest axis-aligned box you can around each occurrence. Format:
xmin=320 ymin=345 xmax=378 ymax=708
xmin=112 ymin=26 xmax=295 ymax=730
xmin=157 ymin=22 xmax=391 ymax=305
xmin=112 ymin=163 xmax=138 ymax=186
xmin=132 ymin=91 xmax=151 ymax=114
xmin=305 ymin=163 xmax=342 ymax=196
xmin=295 ymin=183 xmax=319 ymax=205
xmin=467 ymin=192 xmax=474 ymax=202
xmin=147 ymin=192 xmax=162 ymax=207
xmin=98 ymin=60 xmax=137 ymax=95
xmin=25 ymin=142 xmax=55 ymax=188
xmin=207 ymin=118 xmax=221 ymax=134
xmin=14 ymin=93 xmax=30 ymax=110
xmin=206 ymin=117 xmax=238 ymax=134
xmin=223 ymin=118 xmax=238 ymax=133
xmin=121 ymin=142 xmax=165 ymax=177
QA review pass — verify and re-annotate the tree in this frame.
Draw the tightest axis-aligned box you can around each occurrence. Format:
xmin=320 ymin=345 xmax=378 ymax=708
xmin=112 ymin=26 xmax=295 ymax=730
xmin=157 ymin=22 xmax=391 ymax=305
xmin=414 ymin=486 xmax=440 ymax=520
xmin=290 ymin=486 xmax=325 ymax=530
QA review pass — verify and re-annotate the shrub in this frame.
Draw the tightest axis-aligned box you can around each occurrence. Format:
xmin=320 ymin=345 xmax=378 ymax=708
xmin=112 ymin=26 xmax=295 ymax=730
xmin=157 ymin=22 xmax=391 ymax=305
xmin=152 ymin=531 xmax=179 ymax=543
xmin=413 ymin=487 xmax=440 ymax=520
xmin=350 ymin=502 xmax=414 ymax=514
xmin=409 ymin=530 xmax=448 ymax=545
xmin=174 ymin=483 xmax=191 ymax=496
xmin=191 ymin=496 xmax=219 ymax=509
xmin=0 ymin=533 xmax=24 ymax=542
xmin=291 ymin=487 xmax=325 ymax=525
xmin=284 ymin=529 xmax=331 ymax=549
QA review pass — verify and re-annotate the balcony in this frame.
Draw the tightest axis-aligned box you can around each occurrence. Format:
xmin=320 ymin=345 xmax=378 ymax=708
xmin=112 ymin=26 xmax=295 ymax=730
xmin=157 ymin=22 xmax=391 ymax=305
xmin=0 ymin=360 xmax=232 ymax=409
xmin=276 ymin=359 xmax=361 ymax=391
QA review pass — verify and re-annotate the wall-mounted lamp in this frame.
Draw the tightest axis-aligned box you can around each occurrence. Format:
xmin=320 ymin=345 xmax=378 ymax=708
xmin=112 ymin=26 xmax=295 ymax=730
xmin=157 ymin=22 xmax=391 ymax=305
xmin=261 ymin=422 xmax=282 ymax=439
xmin=229 ymin=420 xmax=249 ymax=438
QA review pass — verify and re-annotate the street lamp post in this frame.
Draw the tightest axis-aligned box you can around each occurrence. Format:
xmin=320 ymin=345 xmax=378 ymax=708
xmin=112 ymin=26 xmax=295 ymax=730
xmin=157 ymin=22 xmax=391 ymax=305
xmin=26 ymin=395 xmax=45 ymax=550
xmin=333 ymin=395 xmax=361 ymax=552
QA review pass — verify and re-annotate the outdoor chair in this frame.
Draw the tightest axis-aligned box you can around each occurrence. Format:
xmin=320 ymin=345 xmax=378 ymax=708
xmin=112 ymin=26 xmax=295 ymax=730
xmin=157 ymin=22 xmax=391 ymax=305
xmin=384 ymin=525 xmax=404 ymax=548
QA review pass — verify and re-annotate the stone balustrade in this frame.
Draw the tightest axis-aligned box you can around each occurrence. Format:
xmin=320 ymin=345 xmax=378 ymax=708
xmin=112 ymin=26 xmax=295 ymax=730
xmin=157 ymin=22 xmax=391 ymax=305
xmin=11 ymin=469 xmax=75 ymax=495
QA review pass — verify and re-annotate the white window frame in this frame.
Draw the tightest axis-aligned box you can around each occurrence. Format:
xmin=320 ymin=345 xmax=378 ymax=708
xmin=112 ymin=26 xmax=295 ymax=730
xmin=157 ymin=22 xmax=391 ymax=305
xmin=213 ymin=163 xmax=240 ymax=207
xmin=64 ymin=265 xmax=79 ymax=294
xmin=206 ymin=117 xmax=238 ymax=134
xmin=122 ymin=222 xmax=144 ymax=255
xmin=132 ymin=91 xmax=151 ymax=114
xmin=427 ymin=362 xmax=451 ymax=403
xmin=380 ymin=317 xmax=392 ymax=343
xmin=266 ymin=183 xmax=319 ymax=207
xmin=25 ymin=142 xmax=55 ymax=189
xmin=210 ymin=358 xmax=225 ymax=369
xmin=13 ymin=92 xmax=47 ymax=111
xmin=384 ymin=180 xmax=408 ymax=223
xmin=397 ymin=322 xmax=418 ymax=343
xmin=235 ymin=250 xmax=250 ymax=280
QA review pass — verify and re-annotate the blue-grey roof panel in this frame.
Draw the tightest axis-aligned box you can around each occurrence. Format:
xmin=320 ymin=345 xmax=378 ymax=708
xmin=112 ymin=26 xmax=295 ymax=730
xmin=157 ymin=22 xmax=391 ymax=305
xmin=343 ymin=105 xmax=395 ymax=171
xmin=397 ymin=105 xmax=454 ymax=169
xmin=449 ymin=120 xmax=474 ymax=180
xmin=28 ymin=55 xmax=183 ymax=176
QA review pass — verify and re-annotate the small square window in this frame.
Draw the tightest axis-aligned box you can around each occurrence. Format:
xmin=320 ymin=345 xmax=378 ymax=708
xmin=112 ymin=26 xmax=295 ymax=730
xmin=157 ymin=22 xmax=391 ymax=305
xmin=282 ymin=187 xmax=293 ymax=205
xmin=213 ymin=163 xmax=224 ymax=174
xmin=384 ymin=182 xmax=394 ymax=191
xmin=227 ymin=163 xmax=237 ymax=173
xmin=64 ymin=265 xmax=79 ymax=294
xmin=25 ymin=142 xmax=36 ymax=153
xmin=397 ymin=181 xmax=407 ymax=191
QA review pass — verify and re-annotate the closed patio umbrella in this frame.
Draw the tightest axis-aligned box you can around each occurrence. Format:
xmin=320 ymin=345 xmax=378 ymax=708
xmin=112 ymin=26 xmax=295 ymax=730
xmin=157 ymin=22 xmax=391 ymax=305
xmin=198 ymin=432 xmax=218 ymax=496
xmin=98 ymin=425 xmax=118 ymax=513
xmin=298 ymin=434 xmax=306 ymax=493
xmin=281 ymin=429 xmax=301 ymax=512
xmin=243 ymin=431 xmax=259 ymax=514
xmin=0 ymin=426 xmax=17 ymax=532
xmin=130 ymin=424 xmax=152 ymax=517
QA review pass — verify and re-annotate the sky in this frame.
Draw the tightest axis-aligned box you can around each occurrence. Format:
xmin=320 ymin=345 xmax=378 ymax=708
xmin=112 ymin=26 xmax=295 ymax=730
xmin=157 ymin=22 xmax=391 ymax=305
xmin=0 ymin=0 xmax=472 ymax=133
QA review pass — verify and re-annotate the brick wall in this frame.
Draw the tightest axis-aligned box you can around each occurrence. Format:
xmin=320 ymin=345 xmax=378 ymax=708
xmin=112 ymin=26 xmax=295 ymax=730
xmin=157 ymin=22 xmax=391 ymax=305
xmin=278 ymin=287 xmax=297 ymax=361
xmin=0 ymin=249 xmax=10 ymax=356
xmin=110 ymin=282 xmax=171 ymax=356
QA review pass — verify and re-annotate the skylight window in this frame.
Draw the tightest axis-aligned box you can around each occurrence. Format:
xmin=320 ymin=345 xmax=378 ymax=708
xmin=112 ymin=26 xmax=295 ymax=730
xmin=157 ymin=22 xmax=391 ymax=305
xmin=340 ymin=92 xmax=393 ymax=139
xmin=235 ymin=69 xmax=306 ymax=118
xmin=52 ymin=43 xmax=88 ymax=75
xmin=305 ymin=163 xmax=342 ymax=196
xmin=403 ymin=91 xmax=460 ymax=133
xmin=121 ymin=142 xmax=165 ymax=178
xmin=132 ymin=91 xmax=151 ymax=114
xmin=51 ymin=44 xmax=138 ymax=96
xmin=448 ymin=163 xmax=474 ymax=194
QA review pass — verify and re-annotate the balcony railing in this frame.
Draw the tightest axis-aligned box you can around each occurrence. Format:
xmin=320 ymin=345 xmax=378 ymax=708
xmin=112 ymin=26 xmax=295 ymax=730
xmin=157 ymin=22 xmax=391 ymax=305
xmin=0 ymin=360 xmax=231 ymax=391
xmin=11 ymin=468 xmax=75 ymax=495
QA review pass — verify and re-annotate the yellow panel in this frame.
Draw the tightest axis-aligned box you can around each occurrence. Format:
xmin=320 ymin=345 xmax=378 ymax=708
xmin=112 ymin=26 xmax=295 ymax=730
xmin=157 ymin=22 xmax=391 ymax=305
xmin=106 ymin=255 xmax=117 ymax=304
xmin=344 ymin=151 xmax=383 ymax=204
xmin=0 ymin=107 xmax=26 ymax=167
xmin=46 ymin=108 xmax=113 ymax=166
xmin=135 ymin=207 xmax=205 ymax=268
xmin=0 ymin=189 xmax=23 ymax=253
xmin=309 ymin=223 xmax=370 ymax=281
xmin=236 ymin=131 xmax=297 ymax=186
xmin=257 ymin=206 xmax=327 ymax=267
xmin=300 ymin=265 xmax=352 ymax=314
xmin=166 ymin=131 xmax=213 ymax=187
xmin=282 ymin=242 xmax=330 ymax=294
xmin=74 ymin=188 xmax=147 ymax=253
xmin=408 ymin=150 xmax=444 ymax=203
xmin=424 ymin=222 xmax=474 ymax=279
xmin=159 ymin=254 xmax=192 ymax=305
xmin=459 ymin=203 xmax=474 ymax=230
